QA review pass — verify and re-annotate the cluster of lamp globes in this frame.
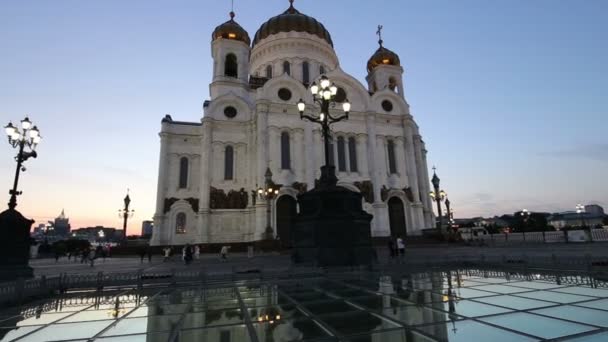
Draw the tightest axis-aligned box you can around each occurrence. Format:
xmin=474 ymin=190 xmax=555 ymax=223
xmin=296 ymin=75 xmax=352 ymax=120
xmin=258 ymin=187 xmax=279 ymax=198
xmin=4 ymin=117 xmax=42 ymax=148
xmin=257 ymin=313 xmax=281 ymax=324
xmin=429 ymin=190 xmax=447 ymax=201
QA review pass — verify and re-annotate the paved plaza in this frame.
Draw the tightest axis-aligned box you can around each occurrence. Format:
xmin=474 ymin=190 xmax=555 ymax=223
xmin=28 ymin=243 xmax=608 ymax=277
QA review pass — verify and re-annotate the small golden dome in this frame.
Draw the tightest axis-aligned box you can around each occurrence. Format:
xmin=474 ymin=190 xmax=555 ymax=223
xmin=212 ymin=12 xmax=251 ymax=45
xmin=367 ymin=44 xmax=401 ymax=73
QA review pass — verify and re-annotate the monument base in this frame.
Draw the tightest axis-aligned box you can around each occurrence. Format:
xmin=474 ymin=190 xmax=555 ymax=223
xmin=0 ymin=208 xmax=35 ymax=281
xmin=292 ymin=166 xmax=374 ymax=267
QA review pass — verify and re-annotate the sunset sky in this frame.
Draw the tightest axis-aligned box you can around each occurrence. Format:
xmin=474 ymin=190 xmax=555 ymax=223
xmin=1 ymin=0 xmax=606 ymax=235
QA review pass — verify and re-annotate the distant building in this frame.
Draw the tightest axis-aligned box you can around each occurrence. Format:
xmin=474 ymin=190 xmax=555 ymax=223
xmin=53 ymin=209 xmax=71 ymax=236
xmin=548 ymin=211 xmax=604 ymax=230
xmin=585 ymin=204 xmax=605 ymax=216
xmin=141 ymin=220 xmax=154 ymax=237
xmin=71 ymin=226 xmax=121 ymax=242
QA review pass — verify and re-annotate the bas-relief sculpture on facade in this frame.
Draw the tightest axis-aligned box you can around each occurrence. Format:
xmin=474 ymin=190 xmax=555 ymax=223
xmin=151 ymin=2 xmax=435 ymax=246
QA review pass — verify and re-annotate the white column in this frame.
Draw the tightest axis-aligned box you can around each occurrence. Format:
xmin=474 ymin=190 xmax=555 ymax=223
xmin=365 ymin=114 xmax=380 ymax=202
xmin=414 ymin=136 xmax=432 ymax=227
xmin=393 ymin=138 xmax=408 ymax=188
xmin=256 ymin=104 xmax=269 ymax=186
xmin=152 ymin=133 xmax=169 ymax=246
xmin=404 ymin=123 xmax=420 ymax=202
xmin=198 ymin=119 xmax=213 ymax=243
xmin=294 ymin=129 xmax=305 ymax=181
xmin=420 ymin=141 xmax=435 ymax=226
xmin=268 ymin=127 xmax=280 ymax=173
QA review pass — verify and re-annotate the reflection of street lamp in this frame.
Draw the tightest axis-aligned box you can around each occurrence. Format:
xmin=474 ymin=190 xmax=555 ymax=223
xmin=297 ymin=75 xmax=351 ymax=186
xmin=429 ymin=167 xmax=446 ymax=233
xmin=4 ymin=117 xmax=42 ymax=210
xmin=118 ymin=190 xmax=134 ymax=241
xmin=576 ymin=204 xmax=586 ymax=228
xmin=257 ymin=168 xmax=280 ymax=240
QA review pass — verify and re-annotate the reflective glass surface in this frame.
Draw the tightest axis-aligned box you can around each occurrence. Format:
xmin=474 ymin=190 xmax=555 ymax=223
xmin=2 ymin=269 xmax=608 ymax=341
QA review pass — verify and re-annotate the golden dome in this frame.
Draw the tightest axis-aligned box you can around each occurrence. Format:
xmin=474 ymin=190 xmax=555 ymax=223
xmin=212 ymin=12 xmax=251 ymax=45
xmin=367 ymin=43 xmax=401 ymax=72
xmin=252 ymin=1 xmax=333 ymax=48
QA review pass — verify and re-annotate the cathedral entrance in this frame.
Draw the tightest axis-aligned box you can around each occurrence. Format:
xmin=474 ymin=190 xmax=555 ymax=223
xmin=388 ymin=197 xmax=407 ymax=237
xmin=276 ymin=196 xmax=297 ymax=248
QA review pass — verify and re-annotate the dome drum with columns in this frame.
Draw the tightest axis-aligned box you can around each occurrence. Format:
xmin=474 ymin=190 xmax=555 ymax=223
xmin=151 ymin=1 xmax=435 ymax=246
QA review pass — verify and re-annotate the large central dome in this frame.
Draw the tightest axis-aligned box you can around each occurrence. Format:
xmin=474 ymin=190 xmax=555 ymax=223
xmin=252 ymin=1 xmax=333 ymax=48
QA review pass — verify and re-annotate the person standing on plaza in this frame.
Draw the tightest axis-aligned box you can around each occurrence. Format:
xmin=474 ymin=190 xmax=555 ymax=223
xmin=146 ymin=245 xmax=152 ymax=263
xmin=138 ymin=246 xmax=146 ymax=263
xmin=220 ymin=245 xmax=228 ymax=262
xmin=88 ymin=248 xmax=96 ymax=267
xmin=396 ymin=236 xmax=405 ymax=262
xmin=387 ymin=238 xmax=396 ymax=262
xmin=184 ymin=244 xmax=193 ymax=265
xmin=194 ymin=245 xmax=200 ymax=260
xmin=163 ymin=247 xmax=171 ymax=262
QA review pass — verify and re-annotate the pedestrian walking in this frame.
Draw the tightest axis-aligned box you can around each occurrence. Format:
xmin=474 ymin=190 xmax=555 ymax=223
xmin=387 ymin=238 xmax=396 ymax=261
xmin=220 ymin=245 xmax=229 ymax=262
xmin=146 ymin=245 xmax=152 ymax=263
xmin=88 ymin=248 xmax=96 ymax=267
xmin=138 ymin=247 xmax=146 ymax=263
xmin=194 ymin=245 xmax=200 ymax=260
xmin=163 ymin=247 xmax=171 ymax=262
xmin=397 ymin=236 xmax=405 ymax=262
xmin=184 ymin=244 xmax=193 ymax=265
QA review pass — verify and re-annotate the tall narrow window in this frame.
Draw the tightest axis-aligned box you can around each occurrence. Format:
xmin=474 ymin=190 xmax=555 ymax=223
xmin=266 ymin=65 xmax=272 ymax=78
xmin=176 ymin=213 xmax=186 ymax=234
xmin=328 ymin=140 xmax=335 ymax=166
xmin=387 ymin=140 xmax=397 ymax=174
xmin=302 ymin=61 xmax=310 ymax=85
xmin=388 ymin=77 xmax=397 ymax=92
xmin=319 ymin=65 xmax=325 ymax=75
xmin=224 ymin=146 xmax=234 ymax=180
xmin=281 ymin=132 xmax=291 ymax=170
xmin=225 ymin=54 xmax=237 ymax=77
xmin=283 ymin=61 xmax=291 ymax=75
xmin=348 ymin=137 xmax=358 ymax=172
xmin=179 ymin=157 xmax=188 ymax=189
xmin=337 ymin=137 xmax=346 ymax=172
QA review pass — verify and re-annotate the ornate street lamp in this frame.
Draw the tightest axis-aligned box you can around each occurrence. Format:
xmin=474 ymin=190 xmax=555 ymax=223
xmin=4 ymin=117 xmax=42 ymax=210
xmin=445 ymin=197 xmax=452 ymax=230
xmin=257 ymin=168 xmax=280 ymax=240
xmin=297 ymin=75 xmax=351 ymax=186
xmin=118 ymin=190 xmax=134 ymax=242
xmin=429 ymin=167 xmax=446 ymax=233
xmin=520 ymin=208 xmax=530 ymax=232
xmin=576 ymin=204 xmax=586 ymax=228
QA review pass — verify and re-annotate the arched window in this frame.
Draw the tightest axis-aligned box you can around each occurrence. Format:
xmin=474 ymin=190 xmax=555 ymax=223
xmin=281 ymin=132 xmax=291 ymax=170
xmin=266 ymin=65 xmax=272 ymax=78
xmin=348 ymin=137 xmax=358 ymax=172
xmin=337 ymin=136 xmax=346 ymax=172
xmin=283 ymin=61 xmax=291 ymax=76
xmin=179 ymin=157 xmax=188 ymax=189
xmin=319 ymin=65 xmax=325 ymax=75
xmin=176 ymin=213 xmax=186 ymax=234
xmin=225 ymin=54 xmax=238 ymax=78
xmin=302 ymin=61 xmax=310 ymax=85
xmin=224 ymin=146 xmax=234 ymax=180
xmin=388 ymin=77 xmax=397 ymax=92
xmin=387 ymin=140 xmax=397 ymax=174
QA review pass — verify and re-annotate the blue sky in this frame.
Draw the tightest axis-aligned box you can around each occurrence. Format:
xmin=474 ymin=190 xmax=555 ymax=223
xmin=1 ymin=0 xmax=606 ymax=232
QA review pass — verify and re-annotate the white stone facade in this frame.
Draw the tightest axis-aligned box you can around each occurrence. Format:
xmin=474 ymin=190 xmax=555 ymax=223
xmin=151 ymin=7 xmax=435 ymax=246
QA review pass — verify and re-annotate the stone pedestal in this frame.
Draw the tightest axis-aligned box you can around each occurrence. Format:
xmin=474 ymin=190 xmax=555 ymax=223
xmin=292 ymin=166 xmax=374 ymax=267
xmin=0 ymin=208 xmax=34 ymax=281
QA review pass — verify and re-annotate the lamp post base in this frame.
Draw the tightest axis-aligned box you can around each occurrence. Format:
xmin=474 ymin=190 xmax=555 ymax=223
xmin=292 ymin=166 xmax=374 ymax=267
xmin=0 ymin=208 xmax=34 ymax=281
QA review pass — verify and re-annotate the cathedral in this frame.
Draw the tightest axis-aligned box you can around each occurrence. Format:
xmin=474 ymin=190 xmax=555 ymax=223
xmin=150 ymin=1 xmax=435 ymax=246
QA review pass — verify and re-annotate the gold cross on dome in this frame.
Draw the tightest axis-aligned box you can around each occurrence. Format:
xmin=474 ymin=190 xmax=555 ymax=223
xmin=376 ymin=25 xmax=383 ymax=46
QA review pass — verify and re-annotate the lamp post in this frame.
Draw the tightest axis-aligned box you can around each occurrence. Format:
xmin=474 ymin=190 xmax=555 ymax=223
xmin=118 ymin=191 xmax=134 ymax=242
xmin=429 ymin=167 xmax=446 ymax=233
xmin=445 ymin=197 xmax=452 ymax=231
xmin=257 ymin=168 xmax=280 ymax=240
xmin=4 ymin=117 xmax=42 ymax=210
xmin=297 ymin=75 xmax=351 ymax=186
xmin=576 ymin=204 xmax=586 ymax=228
xmin=520 ymin=208 xmax=530 ymax=232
